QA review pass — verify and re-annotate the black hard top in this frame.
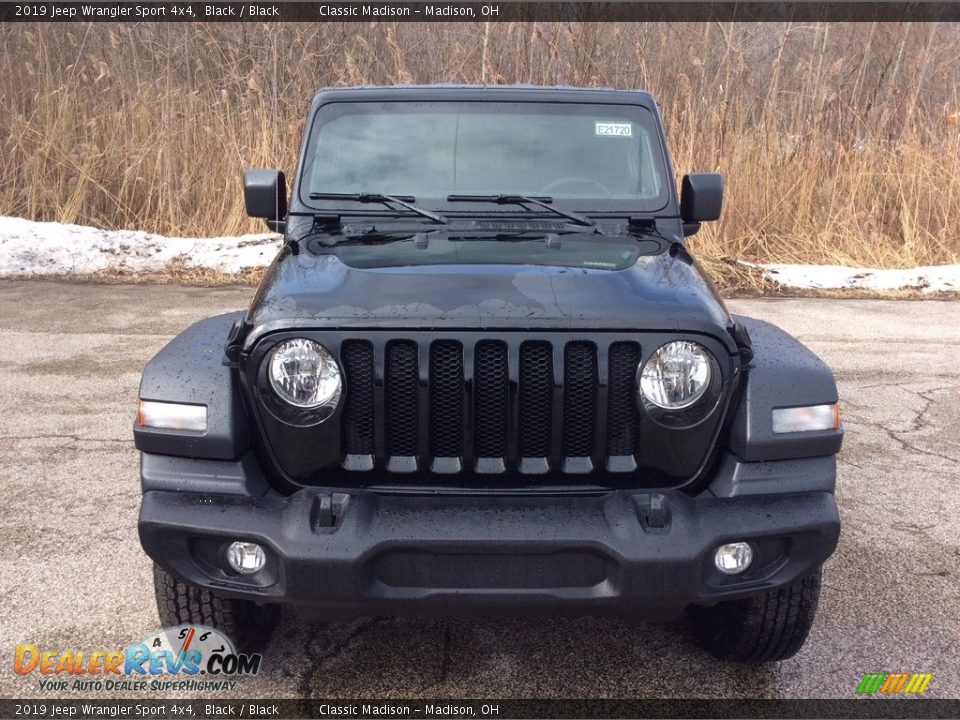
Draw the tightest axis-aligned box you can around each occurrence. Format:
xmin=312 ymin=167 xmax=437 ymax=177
xmin=309 ymin=84 xmax=657 ymax=109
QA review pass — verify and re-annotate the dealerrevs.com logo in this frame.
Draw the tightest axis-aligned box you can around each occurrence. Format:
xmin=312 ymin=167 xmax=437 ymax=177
xmin=14 ymin=625 xmax=262 ymax=692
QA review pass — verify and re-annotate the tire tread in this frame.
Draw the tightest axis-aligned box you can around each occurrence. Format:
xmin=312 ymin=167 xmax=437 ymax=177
xmin=689 ymin=569 xmax=822 ymax=663
xmin=152 ymin=564 xmax=278 ymax=653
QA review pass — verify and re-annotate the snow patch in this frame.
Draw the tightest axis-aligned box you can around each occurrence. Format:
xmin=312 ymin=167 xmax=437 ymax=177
xmin=0 ymin=216 xmax=281 ymax=276
xmin=738 ymin=260 xmax=960 ymax=293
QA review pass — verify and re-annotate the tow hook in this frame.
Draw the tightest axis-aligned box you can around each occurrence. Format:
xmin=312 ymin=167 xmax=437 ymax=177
xmin=635 ymin=493 xmax=670 ymax=532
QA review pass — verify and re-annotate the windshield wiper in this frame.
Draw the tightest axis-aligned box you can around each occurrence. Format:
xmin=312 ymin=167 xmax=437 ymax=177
xmin=447 ymin=194 xmax=595 ymax=228
xmin=309 ymin=192 xmax=448 ymax=225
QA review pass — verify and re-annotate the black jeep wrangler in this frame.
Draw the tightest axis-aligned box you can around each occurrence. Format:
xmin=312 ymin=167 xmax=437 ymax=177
xmin=136 ymin=86 xmax=842 ymax=663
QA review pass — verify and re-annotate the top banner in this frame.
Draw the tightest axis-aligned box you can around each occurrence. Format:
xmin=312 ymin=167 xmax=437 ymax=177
xmin=2 ymin=1 xmax=960 ymax=23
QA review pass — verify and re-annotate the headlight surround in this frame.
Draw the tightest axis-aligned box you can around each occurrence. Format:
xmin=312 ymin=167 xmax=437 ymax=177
xmin=636 ymin=340 xmax=723 ymax=429
xmin=639 ymin=341 xmax=713 ymax=410
xmin=267 ymin=338 xmax=341 ymax=410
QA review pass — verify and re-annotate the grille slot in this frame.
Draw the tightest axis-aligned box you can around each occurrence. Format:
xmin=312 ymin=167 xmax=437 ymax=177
xmin=429 ymin=341 xmax=464 ymax=458
xmin=385 ymin=341 xmax=419 ymax=458
xmin=607 ymin=342 xmax=640 ymax=457
xmin=562 ymin=342 xmax=598 ymax=459
xmin=341 ymin=341 xmax=375 ymax=456
xmin=474 ymin=341 xmax=510 ymax=460
xmin=518 ymin=341 xmax=553 ymax=458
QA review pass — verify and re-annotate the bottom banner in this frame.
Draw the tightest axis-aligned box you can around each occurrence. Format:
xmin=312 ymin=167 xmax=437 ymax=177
xmin=3 ymin=699 xmax=960 ymax=720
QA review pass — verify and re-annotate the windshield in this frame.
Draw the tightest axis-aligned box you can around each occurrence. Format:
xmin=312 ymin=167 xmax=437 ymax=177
xmin=300 ymin=101 xmax=669 ymax=212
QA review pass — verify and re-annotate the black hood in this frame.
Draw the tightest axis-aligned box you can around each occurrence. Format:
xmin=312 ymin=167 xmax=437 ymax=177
xmin=243 ymin=234 xmax=737 ymax=354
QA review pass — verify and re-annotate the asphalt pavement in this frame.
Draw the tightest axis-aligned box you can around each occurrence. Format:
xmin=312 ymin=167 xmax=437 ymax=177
xmin=0 ymin=280 xmax=957 ymax=700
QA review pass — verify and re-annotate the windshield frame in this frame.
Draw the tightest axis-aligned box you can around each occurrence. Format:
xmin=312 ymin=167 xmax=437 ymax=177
xmin=295 ymin=97 xmax=675 ymax=218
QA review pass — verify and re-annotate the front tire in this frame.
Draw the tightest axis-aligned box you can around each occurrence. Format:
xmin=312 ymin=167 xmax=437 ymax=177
xmin=152 ymin=563 xmax=280 ymax=653
xmin=688 ymin=569 xmax=822 ymax=663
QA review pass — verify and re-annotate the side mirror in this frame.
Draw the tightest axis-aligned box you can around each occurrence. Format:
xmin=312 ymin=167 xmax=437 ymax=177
xmin=680 ymin=173 xmax=723 ymax=237
xmin=244 ymin=169 xmax=287 ymax=233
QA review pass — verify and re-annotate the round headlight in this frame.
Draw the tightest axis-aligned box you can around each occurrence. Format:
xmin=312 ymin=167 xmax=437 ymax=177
xmin=268 ymin=339 xmax=341 ymax=408
xmin=639 ymin=341 xmax=713 ymax=410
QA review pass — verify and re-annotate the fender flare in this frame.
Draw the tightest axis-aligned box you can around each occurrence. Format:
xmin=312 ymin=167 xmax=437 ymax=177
xmin=134 ymin=312 xmax=253 ymax=460
xmin=727 ymin=315 xmax=843 ymax=462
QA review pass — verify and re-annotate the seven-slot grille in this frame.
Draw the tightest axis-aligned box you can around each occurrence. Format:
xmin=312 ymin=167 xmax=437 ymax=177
xmin=339 ymin=338 xmax=642 ymax=476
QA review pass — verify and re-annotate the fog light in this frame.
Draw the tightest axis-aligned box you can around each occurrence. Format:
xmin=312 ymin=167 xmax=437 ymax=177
xmin=226 ymin=541 xmax=266 ymax=575
xmin=714 ymin=542 xmax=754 ymax=575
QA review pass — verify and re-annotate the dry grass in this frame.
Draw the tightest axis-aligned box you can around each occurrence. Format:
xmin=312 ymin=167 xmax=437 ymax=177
xmin=2 ymin=22 xmax=960 ymax=270
xmin=696 ymin=256 xmax=782 ymax=296
xmin=76 ymin=260 xmax=265 ymax=287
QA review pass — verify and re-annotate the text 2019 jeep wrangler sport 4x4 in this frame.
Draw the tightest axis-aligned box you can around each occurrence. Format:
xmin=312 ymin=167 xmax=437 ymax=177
xmin=135 ymin=86 xmax=842 ymax=663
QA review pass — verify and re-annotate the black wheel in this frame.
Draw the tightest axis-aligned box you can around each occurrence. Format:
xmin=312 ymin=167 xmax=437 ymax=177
xmin=688 ymin=569 xmax=822 ymax=663
xmin=152 ymin=563 xmax=279 ymax=653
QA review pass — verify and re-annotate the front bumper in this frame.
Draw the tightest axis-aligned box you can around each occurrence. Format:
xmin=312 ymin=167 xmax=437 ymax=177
xmin=139 ymin=480 xmax=840 ymax=620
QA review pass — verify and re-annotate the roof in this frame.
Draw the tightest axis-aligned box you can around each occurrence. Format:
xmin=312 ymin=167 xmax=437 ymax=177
xmin=309 ymin=84 xmax=656 ymax=108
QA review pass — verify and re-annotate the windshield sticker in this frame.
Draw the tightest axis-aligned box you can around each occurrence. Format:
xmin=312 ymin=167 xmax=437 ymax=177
xmin=595 ymin=122 xmax=633 ymax=137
